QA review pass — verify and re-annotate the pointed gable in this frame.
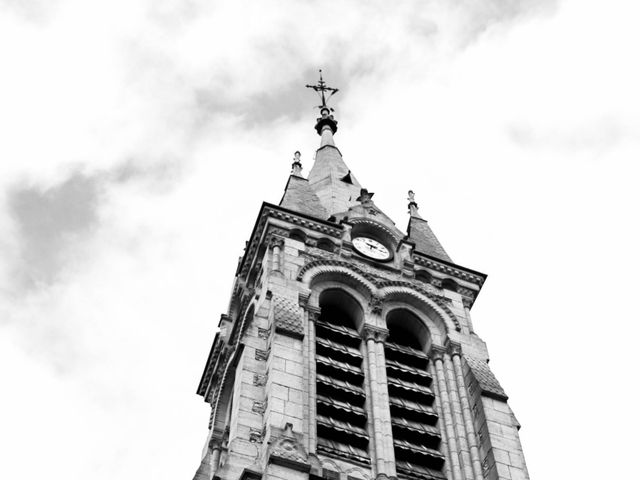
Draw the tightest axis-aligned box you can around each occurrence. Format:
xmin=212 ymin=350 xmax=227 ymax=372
xmin=407 ymin=216 xmax=452 ymax=262
xmin=279 ymin=174 xmax=328 ymax=219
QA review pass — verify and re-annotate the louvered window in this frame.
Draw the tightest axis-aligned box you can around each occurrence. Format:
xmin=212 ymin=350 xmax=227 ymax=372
xmin=315 ymin=291 xmax=369 ymax=463
xmin=386 ymin=310 xmax=445 ymax=480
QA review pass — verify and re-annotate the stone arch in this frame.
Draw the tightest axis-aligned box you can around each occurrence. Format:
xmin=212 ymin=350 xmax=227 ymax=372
xmin=344 ymin=467 xmax=370 ymax=480
xmin=378 ymin=285 xmax=460 ymax=336
xmin=319 ymin=458 xmax=341 ymax=473
xmin=384 ymin=303 xmax=443 ymax=351
xmin=300 ymin=262 xmax=377 ymax=305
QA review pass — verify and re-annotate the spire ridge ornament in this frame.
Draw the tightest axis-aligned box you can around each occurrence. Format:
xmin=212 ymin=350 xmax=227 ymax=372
xmin=291 ymin=151 xmax=303 ymax=176
xmin=408 ymin=190 xmax=422 ymax=218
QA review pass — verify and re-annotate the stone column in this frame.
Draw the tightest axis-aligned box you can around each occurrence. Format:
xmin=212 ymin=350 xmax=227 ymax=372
xmin=210 ymin=440 xmax=222 ymax=478
xmin=444 ymin=348 xmax=472 ymax=480
xmin=432 ymin=347 xmax=463 ymax=480
xmin=305 ymin=306 xmax=320 ymax=454
xmin=269 ymin=236 xmax=284 ymax=273
xmin=428 ymin=360 xmax=451 ymax=480
xmin=451 ymin=349 xmax=483 ymax=480
xmin=362 ymin=326 xmax=386 ymax=477
xmin=373 ymin=333 xmax=396 ymax=478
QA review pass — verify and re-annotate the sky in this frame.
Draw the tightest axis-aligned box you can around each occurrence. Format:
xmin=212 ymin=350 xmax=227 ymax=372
xmin=0 ymin=0 xmax=639 ymax=478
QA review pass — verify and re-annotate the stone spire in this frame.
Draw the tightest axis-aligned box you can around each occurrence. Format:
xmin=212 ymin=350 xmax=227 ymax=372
xmin=406 ymin=190 xmax=452 ymax=262
xmin=304 ymin=72 xmax=362 ymax=217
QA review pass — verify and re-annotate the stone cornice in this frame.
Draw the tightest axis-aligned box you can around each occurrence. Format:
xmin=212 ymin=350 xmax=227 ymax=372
xmin=413 ymin=253 xmax=486 ymax=287
xmin=238 ymin=203 xmax=343 ymax=280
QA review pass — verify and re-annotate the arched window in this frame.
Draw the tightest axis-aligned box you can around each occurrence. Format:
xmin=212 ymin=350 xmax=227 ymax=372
xmin=415 ymin=269 xmax=432 ymax=285
xmin=315 ymin=289 xmax=369 ymax=464
xmin=317 ymin=237 xmax=336 ymax=253
xmin=289 ymin=229 xmax=306 ymax=243
xmin=385 ymin=309 xmax=445 ymax=477
xmin=441 ymin=277 xmax=459 ymax=293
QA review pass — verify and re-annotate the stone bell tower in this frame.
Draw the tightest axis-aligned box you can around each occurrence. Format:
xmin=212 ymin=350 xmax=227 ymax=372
xmin=192 ymin=73 xmax=529 ymax=480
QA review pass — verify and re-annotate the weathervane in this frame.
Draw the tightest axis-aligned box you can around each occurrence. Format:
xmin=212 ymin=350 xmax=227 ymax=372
xmin=306 ymin=69 xmax=339 ymax=111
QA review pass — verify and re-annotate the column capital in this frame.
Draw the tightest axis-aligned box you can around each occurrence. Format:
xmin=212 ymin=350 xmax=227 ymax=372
xmin=304 ymin=305 xmax=321 ymax=322
xmin=446 ymin=340 xmax=463 ymax=357
xmin=360 ymin=324 xmax=389 ymax=343
xmin=430 ymin=344 xmax=447 ymax=362
xmin=267 ymin=234 xmax=285 ymax=249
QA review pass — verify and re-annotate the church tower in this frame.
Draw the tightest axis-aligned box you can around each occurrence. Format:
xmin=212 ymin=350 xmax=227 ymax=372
xmin=193 ymin=74 xmax=529 ymax=480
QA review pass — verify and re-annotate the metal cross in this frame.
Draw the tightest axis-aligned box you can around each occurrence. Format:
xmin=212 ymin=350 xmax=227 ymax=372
xmin=305 ymin=69 xmax=339 ymax=110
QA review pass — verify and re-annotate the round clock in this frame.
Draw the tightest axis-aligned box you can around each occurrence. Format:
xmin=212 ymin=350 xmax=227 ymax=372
xmin=352 ymin=236 xmax=391 ymax=261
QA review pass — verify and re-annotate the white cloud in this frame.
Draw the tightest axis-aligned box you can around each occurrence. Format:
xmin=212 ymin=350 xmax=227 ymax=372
xmin=1 ymin=0 xmax=638 ymax=479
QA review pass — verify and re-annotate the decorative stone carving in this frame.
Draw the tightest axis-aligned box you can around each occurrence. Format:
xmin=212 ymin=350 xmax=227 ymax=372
xmin=368 ymin=295 xmax=383 ymax=314
xmin=249 ymin=427 xmax=264 ymax=443
xmin=257 ymin=328 xmax=270 ymax=340
xmin=361 ymin=325 xmax=389 ymax=343
xmin=305 ymin=305 xmax=321 ymax=323
xmin=255 ymin=349 xmax=269 ymax=361
xmin=252 ymin=401 xmax=266 ymax=415
xmin=446 ymin=340 xmax=462 ymax=357
xmin=298 ymin=291 xmax=310 ymax=307
xmin=267 ymin=423 xmax=310 ymax=472
xmin=253 ymin=374 xmax=267 ymax=386
xmin=273 ymin=295 xmax=304 ymax=339
xmin=430 ymin=345 xmax=446 ymax=362
xmin=297 ymin=258 xmax=463 ymax=332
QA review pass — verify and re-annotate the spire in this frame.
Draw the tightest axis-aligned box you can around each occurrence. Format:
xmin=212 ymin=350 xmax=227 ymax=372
xmin=406 ymin=190 xmax=452 ymax=262
xmin=305 ymin=71 xmax=362 ymax=216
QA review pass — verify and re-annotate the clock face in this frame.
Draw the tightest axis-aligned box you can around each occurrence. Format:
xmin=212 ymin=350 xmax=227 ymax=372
xmin=352 ymin=236 xmax=391 ymax=260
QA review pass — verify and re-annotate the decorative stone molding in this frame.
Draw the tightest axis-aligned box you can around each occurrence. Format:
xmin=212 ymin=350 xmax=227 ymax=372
xmin=273 ymin=295 xmax=304 ymax=339
xmin=238 ymin=204 xmax=343 ymax=280
xmin=368 ymin=295 xmax=383 ymax=314
xmin=239 ymin=467 xmax=263 ymax=480
xmin=252 ymin=401 xmax=266 ymax=415
xmin=298 ymin=258 xmax=462 ymax=332
xmin=267 ymin=226 xmax=290 ymax=238
xmin=430 ymin=345 xmax=447 ymax=362
xmin=446 ymin=340 xmax=462 ymax=357
xmin=255 ymin=349 xmax=269 ymax=361
xmin=361 ymin=324 xmax=389 ymax=343
xmin=305 ymin=306 xmax=322 ymax=323
xmin=257 ymin=327 xmax=270 ymax=340
xmin=268 ymin=423 xmax=311 ymax=472
xmin=253 ymin=374 xmax=267 ymax=386
xmin=249 ymin=427 xmax=264 ymax=443
xmin=413 ymin=254 xmax=486 ymax=286
xmin=298 ymin=291 xmax=311 ymax=307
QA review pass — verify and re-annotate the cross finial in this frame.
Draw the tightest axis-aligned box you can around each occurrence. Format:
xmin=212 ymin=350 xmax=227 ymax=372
xmin=306 ymin=69 xmax=339 ymax=111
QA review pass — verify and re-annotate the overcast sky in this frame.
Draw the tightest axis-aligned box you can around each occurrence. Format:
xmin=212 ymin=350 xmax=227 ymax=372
xmin=1 ymin=0 xmax=639 ymax=478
